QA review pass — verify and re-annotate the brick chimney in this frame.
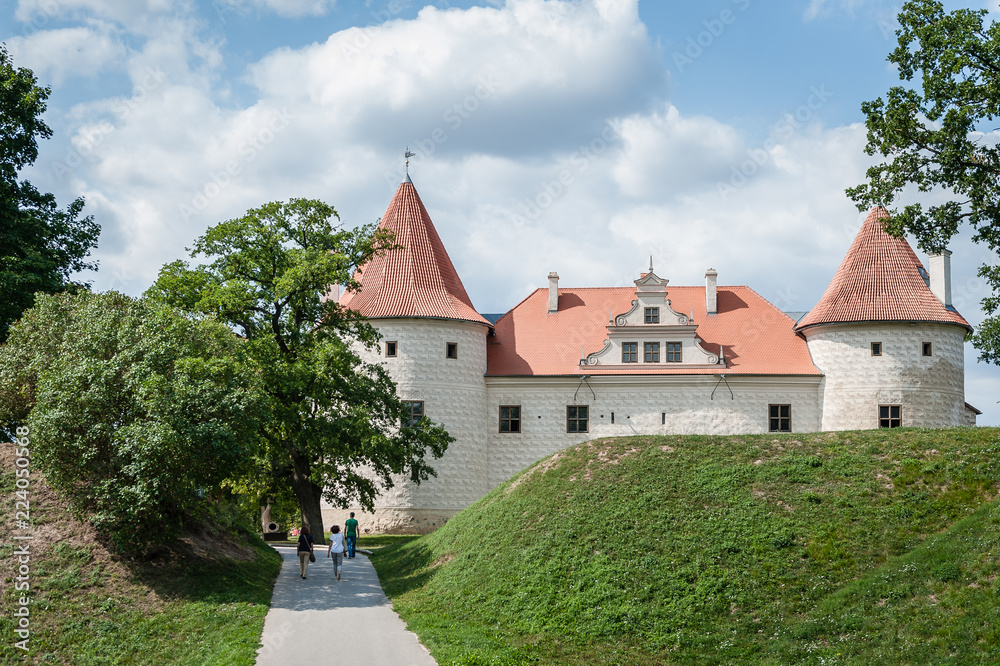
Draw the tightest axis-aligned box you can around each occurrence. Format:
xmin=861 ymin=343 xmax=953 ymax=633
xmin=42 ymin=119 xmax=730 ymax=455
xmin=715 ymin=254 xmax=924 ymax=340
xmin=548 ymin=272 xmax=559 ymax=313
xmin=928 ymin=251 xmax=952 ymax=308
xmin=705 ymin=268 xmax=718 ymax=315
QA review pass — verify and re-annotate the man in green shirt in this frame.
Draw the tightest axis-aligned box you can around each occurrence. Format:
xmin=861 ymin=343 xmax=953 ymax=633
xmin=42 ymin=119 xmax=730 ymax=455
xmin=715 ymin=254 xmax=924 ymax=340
xmin=344 ymin=512 xmax=359 ymax=558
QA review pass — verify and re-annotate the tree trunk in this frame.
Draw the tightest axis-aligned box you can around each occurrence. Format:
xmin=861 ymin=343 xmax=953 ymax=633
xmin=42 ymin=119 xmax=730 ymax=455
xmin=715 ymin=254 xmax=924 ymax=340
xmin=289 ymin=452 xmax=327 ymax=545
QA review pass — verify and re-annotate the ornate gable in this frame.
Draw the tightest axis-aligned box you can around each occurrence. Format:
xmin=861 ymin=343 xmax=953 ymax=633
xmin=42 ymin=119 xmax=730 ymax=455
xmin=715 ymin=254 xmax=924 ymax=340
xmin=582 ymin=268 xmax=721 ymax=368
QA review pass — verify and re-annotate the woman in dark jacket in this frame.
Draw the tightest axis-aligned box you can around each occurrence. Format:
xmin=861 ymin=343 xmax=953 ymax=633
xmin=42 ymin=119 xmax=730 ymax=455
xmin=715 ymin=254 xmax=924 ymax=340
xmin=297 ymin=526 xmax=315 ymax=579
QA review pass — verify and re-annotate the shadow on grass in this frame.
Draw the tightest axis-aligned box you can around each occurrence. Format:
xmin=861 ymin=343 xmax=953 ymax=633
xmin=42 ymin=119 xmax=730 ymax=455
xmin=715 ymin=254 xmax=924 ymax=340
xmin=126 ymin=526 xmax=282 ymax=606
xmin=369 ymin=538 xmax=441 ymax=597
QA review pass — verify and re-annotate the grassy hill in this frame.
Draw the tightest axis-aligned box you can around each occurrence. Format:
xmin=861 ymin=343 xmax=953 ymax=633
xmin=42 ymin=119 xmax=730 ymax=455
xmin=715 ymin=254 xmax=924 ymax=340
xmin=0 ymin=442 xmax=281 ymax=665
xmin=371 ymin=427 xmax=1000 ymax=665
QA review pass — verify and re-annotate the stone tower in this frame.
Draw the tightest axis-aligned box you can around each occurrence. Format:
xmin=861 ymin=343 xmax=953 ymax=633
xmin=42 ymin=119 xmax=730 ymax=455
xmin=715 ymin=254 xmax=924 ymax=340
xmin=796 ymin=207 xmax=973 ymax=429
xmin=333 ymin=175 xmax=490 ymax=533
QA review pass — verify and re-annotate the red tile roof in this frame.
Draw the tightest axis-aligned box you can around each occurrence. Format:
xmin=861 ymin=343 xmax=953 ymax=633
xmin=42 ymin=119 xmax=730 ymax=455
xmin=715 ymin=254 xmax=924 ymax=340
xmin=338 ymin=179 xmax=489 ymax=326
xmin=486 ymin=285 xmax=819 ymax=376
xmin=796 ymin=208 xmax=970 ymax=332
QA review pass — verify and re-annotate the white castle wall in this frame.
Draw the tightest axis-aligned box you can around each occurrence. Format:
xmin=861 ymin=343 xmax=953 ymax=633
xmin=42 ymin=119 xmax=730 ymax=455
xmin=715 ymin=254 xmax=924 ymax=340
xmin=804 ymin=322 xmax=967 ymax=430
xmin=323 ymin=318 xmax=489 ymax=534
xmin=485 ymin=374 xmax=822 ymax=489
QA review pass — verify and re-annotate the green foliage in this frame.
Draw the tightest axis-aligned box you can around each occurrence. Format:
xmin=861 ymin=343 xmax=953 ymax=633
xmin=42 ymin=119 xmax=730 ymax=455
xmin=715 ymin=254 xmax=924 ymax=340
xmin=147 ymin=199 xmax=452 ymax=539
xmin=0 ymin=45 xmax=100 ymax=343
xmin=371 ymin=428 xmax=1000 ymax=664
xmin=847 ymin=1 xmax=1000 ymax=361
xmin=0 ymin=291 xmax=266 ymax=551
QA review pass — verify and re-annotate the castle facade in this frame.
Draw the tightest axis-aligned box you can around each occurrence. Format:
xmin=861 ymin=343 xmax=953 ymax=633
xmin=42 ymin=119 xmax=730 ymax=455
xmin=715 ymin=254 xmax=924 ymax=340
xmin=323 ymin=177 xmax=978 ymax=533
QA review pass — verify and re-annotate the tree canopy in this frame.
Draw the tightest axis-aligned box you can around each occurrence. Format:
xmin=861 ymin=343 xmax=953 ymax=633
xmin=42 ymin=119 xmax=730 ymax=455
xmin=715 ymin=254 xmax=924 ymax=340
xmin=0 ymin=45 xmax=100 ymax=341
xmin=847 ymin=0 xmax=1000 ymax=360
xmin=146 ymin=198 xmax=452 ymax=542
xmin=0 ymin=292 xmax=265 ymax=552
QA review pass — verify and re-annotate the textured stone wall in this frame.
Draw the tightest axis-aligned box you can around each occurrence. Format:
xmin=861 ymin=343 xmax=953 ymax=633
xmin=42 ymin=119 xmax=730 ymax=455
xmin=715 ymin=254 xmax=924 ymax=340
xmin=322 ymin=317 xmax=489 ymax=534
xmin=804 ymin=322 xmax=967 ymax=430
xmin=484 ymin=374 xmax=822 ymax=489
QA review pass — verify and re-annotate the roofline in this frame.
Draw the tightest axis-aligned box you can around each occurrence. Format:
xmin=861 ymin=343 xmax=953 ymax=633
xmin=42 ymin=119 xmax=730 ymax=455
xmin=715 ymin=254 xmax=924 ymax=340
xmin=484 ymin=371 xmax=825 ymax=378
xmin=795 ymin=318 xmax=972 ymax=333
xmin=364 ymin=314 xmax=491 ymax=327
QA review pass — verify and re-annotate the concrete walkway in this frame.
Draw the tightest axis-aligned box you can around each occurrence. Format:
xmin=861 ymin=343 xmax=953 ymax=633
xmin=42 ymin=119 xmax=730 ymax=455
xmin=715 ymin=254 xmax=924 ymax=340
xmin=255 ymin=546 xmax=436 ymax=665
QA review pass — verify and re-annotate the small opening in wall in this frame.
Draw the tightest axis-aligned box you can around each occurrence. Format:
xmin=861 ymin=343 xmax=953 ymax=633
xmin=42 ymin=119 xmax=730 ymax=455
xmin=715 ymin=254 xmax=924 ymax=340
xmin=662 ymin=412 xmax=666 ymax=425
xmin=871 ymin=342 xmax=881 ymax=357
xmin=446 ymin=342 xmax=458 ymax=359
xmin=922 ymin=342 xmax=932 ymax=357
xmin=611 ymin=411 xmax=615 ymax=424
xmin=386 ymin=341 xmax=397 ymax=357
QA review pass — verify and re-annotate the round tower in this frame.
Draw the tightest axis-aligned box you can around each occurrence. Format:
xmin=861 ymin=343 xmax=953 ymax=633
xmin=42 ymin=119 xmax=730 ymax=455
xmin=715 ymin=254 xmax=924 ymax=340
xmin=331 ymin=175 xmax=490 ymax=533
xmin=796 ymin=207 xmax=973 ymax=430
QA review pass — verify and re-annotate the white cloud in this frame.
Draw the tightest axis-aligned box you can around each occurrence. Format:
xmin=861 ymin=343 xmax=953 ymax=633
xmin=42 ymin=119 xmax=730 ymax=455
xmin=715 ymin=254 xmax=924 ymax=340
xmin=214 ymin=0 xmax=338 ymax=18
xmin=5 ymin=24 xmax=124 ymax=83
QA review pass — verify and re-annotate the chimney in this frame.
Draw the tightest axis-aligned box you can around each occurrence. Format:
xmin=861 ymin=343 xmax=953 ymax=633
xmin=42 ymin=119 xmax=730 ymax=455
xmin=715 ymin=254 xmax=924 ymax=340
xmin=705 ymin=268 xmax=718 ymax=315
xmin=928 ymin=251 xmax=952 ymax=307
xmin=548 ymin=272 xmax=559 ymax=313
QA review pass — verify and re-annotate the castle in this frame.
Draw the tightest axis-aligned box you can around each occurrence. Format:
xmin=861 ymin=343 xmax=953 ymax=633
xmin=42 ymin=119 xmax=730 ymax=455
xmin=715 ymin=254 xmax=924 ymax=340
xmin=322 ymin=176 xmax=979 ymax=533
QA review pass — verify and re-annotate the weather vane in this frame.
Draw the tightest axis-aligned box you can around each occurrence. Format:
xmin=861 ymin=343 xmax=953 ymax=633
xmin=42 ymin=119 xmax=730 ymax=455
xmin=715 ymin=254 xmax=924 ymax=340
xmin=405 ymin=147 xmax=415 ymax=175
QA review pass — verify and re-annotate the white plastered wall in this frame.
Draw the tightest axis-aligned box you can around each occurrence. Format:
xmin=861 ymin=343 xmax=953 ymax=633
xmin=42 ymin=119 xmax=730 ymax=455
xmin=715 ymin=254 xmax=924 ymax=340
xmin=804 ymin=322 xmax=967 ymax=430
xmin=484 ymin=374 xmax=823 ymax=490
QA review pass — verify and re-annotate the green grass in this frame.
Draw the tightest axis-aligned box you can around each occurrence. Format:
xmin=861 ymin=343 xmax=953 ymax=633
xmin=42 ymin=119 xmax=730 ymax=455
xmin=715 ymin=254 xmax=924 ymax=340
xmin=370 ymin=427 xmax=1000 ymax=665
xmin=0 ymin=462 xmax=282 ymax=665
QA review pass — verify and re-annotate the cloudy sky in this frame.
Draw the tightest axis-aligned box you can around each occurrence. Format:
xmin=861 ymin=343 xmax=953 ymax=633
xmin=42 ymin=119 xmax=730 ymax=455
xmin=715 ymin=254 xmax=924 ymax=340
xmin=4 ymin=0 xmax=999 ymax=423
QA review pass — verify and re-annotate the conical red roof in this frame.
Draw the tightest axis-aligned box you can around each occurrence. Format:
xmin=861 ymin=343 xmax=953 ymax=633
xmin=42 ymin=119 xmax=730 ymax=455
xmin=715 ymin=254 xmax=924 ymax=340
xmin=796 ymin=207 xmax=970 ymax=331
xmin=339 ymin=178 xmax=489 ymax=326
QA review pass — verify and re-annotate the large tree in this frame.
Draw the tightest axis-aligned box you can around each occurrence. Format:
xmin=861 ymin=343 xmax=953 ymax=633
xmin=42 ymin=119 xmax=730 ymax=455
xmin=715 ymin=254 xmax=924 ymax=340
xmin=146 ymin=199 xmax=452 ymax=543
xmin=0 ymin=292 xmax=265 ymax=552
xmin=0 ymin=45 xmax=100 ymax=341
xmin=847 ymin=1 xmax=1000 ymax=360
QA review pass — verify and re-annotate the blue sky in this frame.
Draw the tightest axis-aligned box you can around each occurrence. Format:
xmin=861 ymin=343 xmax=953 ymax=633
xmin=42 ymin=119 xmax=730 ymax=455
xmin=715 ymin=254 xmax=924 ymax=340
xmin=3 ymin=0 xmax=999 ymax=424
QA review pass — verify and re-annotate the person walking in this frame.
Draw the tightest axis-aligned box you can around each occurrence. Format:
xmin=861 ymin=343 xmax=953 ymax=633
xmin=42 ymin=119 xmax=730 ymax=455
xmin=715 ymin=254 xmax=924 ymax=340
xmin=344 ymin=512 xmax=359 ymax=558
xmin=327 ymin=524 xmax=345 ymax=581
xmin=297 ymin=526 xmax=315 ymax=579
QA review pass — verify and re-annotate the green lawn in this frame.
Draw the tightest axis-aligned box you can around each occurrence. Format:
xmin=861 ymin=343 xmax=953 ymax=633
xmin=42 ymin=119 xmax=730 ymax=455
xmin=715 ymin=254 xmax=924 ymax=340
xmin=370 ymin=427 xmax=1000 ymax=665
xmin=0 ymin=463 xmax=281 ymax=666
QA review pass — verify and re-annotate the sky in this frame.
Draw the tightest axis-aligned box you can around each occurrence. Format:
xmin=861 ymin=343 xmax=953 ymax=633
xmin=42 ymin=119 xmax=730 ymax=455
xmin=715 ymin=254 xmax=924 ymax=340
xmin=3 ymin=0 xmax=1000 ymax=424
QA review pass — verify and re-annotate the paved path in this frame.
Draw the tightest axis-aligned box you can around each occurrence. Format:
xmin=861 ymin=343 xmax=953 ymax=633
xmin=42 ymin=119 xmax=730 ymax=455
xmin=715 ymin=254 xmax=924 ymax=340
xmin=255 ymin=546 xmax=436 ymax=665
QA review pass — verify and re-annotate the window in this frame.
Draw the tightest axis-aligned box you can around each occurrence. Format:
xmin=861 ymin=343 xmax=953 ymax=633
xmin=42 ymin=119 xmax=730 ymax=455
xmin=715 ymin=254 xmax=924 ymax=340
xmin=499 ymin=406 xmax=521 ymax=433
xmin=446 ymin=342 xmax=458 ymax=359
xmin=644 ymin=307 xmax=659 ymax=324
xmin=644 ymin=342 xmax=660 ymax=363
xmin=871 ymin=342 xmax=881 ymax=357
xmin=879 ymin=405 xmax=901 ymax=428
xmin=922 ymin=342 xmax=932 ymax=357
xmin=666 ymin=342 xmax=682 ymax=363
xmin=567 ymin=405 xmax=589 ymax=433
xmin=403 ymin=401 xmax=424 ymax=427
xmin=769 ymin=404 xmax=791 ymax=432
xmin=386 ymin=341 xmax=397 ymax=357
xmin=622 ymin=342 xmax=638 ymax=363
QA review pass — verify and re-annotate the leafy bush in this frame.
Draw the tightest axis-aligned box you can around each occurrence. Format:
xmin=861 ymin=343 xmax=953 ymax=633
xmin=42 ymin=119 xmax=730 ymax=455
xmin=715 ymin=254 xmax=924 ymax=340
xmin=0 ymin=292 xmax=266 ymax=552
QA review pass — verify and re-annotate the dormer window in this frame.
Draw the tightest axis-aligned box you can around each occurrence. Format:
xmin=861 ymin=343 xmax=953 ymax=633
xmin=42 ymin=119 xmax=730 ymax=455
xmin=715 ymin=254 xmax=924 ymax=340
xmin=644 ymin=307 xmax=659 ymax=324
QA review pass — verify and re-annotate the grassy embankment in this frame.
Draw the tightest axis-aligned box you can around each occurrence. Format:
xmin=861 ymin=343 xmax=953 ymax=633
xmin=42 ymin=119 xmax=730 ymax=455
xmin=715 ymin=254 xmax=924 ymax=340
xmin=0 ymin=442 xmax=281 ymax=665
xmin=372 ymin=427 xmax=1000 ymax=665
